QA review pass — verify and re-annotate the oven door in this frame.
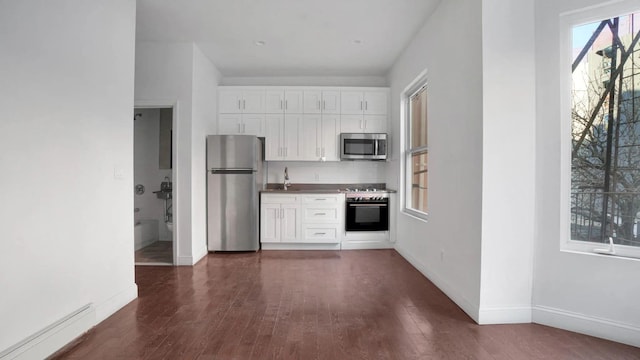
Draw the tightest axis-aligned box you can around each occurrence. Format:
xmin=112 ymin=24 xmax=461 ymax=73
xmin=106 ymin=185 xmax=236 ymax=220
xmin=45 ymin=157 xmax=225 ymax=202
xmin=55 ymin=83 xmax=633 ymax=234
xmin=345 ymin=200 xmax=389 ymax=231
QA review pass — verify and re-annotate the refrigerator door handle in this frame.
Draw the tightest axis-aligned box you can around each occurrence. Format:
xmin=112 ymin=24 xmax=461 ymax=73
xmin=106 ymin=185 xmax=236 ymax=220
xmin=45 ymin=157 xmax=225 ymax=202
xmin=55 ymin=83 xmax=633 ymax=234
xmin=210 ymin=168 xmax=255 ymax=174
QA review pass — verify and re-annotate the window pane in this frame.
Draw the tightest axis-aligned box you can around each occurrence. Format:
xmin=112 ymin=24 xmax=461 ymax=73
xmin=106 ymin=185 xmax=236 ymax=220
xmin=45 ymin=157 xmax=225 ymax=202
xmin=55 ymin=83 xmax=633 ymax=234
xmin=571 ymin=12 xmax=640 ymax=247
xmin=411 ymin=88 xmax=428 ymax=148
xmin=411 ymin=150 xmax=428 ymax=213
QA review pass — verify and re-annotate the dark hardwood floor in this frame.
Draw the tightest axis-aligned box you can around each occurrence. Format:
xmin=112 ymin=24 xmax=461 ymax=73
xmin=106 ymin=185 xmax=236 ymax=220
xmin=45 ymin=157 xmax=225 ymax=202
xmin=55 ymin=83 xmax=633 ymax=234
xmin=51 ymin=250 xmax=640 ymax=359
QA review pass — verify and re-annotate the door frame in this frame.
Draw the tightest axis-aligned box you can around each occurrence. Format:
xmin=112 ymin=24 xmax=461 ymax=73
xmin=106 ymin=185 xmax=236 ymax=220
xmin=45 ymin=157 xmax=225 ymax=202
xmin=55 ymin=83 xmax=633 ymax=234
xmin=134 ymin=100 xmax=179 ymax=265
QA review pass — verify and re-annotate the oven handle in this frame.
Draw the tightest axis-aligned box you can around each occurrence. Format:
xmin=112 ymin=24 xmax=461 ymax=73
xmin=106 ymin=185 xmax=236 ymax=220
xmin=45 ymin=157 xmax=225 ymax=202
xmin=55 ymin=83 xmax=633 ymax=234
xmin=348 ymin=203 xmax=388 ymax=207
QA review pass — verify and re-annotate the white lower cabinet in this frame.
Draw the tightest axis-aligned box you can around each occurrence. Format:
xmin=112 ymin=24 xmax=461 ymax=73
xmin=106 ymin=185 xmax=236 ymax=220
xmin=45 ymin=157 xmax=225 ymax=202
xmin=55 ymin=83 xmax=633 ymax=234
xmin=261 ymin=193 xmax=344 ymax=248
xmin=260 ymin=195 xmax=300 ymax=243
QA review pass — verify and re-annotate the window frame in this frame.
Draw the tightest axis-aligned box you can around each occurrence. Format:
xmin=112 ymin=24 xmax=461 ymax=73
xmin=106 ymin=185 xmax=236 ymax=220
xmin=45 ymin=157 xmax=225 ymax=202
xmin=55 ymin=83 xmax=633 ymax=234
xmin=561 ymin=3 xmax=640 ymax=260
xmin=402 ymin=71 xmax=429 ymax=221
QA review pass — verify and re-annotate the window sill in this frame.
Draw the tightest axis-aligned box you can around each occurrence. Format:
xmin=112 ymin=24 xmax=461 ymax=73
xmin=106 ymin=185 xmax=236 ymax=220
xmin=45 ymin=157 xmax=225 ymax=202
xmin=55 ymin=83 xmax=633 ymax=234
xmin=562 ymin=240 xmax=640 ymax=261
xmin=402 ymin=208 xmax=429 ymax=223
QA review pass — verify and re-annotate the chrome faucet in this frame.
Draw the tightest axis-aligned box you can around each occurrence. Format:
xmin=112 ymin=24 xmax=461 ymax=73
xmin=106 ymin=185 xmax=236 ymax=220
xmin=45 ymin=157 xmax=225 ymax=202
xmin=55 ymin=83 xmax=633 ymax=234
xmin=284 ymin=167 xmax=291 ymax=190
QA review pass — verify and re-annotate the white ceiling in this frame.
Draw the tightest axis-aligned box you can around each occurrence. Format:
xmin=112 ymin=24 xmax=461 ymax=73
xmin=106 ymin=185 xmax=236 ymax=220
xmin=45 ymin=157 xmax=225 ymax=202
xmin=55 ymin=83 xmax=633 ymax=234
xmin=135 ymin=0 xmax=441 ymax=77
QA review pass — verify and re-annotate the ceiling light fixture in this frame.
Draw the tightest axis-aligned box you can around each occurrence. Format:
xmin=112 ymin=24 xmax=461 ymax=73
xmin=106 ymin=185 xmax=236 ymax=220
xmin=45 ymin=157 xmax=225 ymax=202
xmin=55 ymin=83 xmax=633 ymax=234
xmin=254 ymin=40 xmax=266 ymax=46
xmin=352 ymin=39 xmax=363 ymax=44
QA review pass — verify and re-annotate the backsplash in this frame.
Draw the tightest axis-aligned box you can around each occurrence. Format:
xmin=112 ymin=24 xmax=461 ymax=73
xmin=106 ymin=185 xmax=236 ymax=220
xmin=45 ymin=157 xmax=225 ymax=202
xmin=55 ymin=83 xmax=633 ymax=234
xmin=266 ymin=161 xmax=387 ymax=184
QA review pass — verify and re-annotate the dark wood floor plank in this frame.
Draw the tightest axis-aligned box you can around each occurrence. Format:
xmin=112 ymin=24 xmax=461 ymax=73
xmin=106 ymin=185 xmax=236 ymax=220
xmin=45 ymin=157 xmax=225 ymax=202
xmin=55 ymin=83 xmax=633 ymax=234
xmin=49 ymin=250 xmax=640 ymax=360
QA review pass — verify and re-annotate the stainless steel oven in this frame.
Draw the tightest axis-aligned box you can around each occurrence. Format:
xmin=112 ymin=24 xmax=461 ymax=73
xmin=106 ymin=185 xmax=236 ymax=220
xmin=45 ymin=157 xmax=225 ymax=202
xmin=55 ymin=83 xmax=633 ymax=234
xmin=345 ymin=192 xmax=389 ymax=231
xmin=340 ymin=133 xmax=387 ymax=161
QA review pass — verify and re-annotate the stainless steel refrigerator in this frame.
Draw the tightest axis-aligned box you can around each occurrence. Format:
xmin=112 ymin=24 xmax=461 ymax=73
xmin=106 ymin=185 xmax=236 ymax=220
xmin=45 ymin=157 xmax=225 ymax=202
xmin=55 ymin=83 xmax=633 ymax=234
xmin=207 ymin=135 xmax=263 ymax=251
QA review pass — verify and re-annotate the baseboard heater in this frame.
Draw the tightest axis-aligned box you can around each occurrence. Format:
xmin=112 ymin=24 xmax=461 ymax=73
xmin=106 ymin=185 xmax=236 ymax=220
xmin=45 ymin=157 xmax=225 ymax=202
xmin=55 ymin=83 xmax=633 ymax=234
xmin=0 ymin=303 xmax=95 ymax=360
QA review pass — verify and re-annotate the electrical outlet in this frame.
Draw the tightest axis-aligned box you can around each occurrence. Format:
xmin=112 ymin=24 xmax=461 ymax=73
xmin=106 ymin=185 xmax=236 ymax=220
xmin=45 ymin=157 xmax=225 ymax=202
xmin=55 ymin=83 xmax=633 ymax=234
xmin=314 ymin=173 xmax=320 ymax=181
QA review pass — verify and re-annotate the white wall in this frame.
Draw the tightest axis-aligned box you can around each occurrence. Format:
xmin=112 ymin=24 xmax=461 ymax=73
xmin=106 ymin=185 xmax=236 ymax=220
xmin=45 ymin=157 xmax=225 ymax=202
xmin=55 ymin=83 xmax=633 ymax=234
xmin=0 ymin=0 xmax=137 ymax=355
xmin=267 ymin=161 xmax=387 ymax=185
xmin=534 ymin=0 xmax=640 ymax=346
xmin=134 ymin=108 xmax=172 ymax=241
xmin=387 ymin=0 xmax=484 ymax=321
xmin=191 ymin=45 xmax=222 ymax=260
xmin=135 ymin=42 xmax=221 ymax=265
xmin=478 ymin=0 xmax=536 ymax=324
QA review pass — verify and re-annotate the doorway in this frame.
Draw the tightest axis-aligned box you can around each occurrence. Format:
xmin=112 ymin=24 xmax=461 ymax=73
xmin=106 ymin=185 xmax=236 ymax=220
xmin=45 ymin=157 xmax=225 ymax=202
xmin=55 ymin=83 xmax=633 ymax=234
xmin=133 ymin=107 xmax=175 ymax=265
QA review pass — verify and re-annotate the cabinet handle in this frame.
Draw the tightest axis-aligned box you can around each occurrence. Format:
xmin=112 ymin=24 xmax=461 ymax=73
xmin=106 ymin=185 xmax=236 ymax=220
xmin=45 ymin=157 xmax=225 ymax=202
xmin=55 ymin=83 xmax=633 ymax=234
xmin=314 ymin=213 xmax=326 ymax=216
xmin=315 ymin=198 xmax=326 ymax=201
xmin=280 ymin=100 xmax=283 ymax=110
xmin=285 ymin=147 xmax=288 ymax=157
xmin=237 ymin=123 xmax=241 ymax=133
xmin=360 ymin=100 xmax=363 ymax=111
xmin=317 ymin=100 xmax=321 ymax=110
xmin=238 ymin=100 xmax=241 ymax=110
xmin=285 ymin=100 xmax=288 ymax=110
xmin=364 ymin=119 xmax=367 ymax=129
xmin=365 ymin=101 xmax=368 ymax=111
xmin=314 ymin=232 xmax=326 ymax=236
xmin=323 ymin=100 xmax=326 ymax=110
xmin=243 ymin=99 xmax=246 ymax=109
xmin=242 ymin=123 xmax=246 ymax=133
xmin=360 ymin=119 xmax=364 ymax=129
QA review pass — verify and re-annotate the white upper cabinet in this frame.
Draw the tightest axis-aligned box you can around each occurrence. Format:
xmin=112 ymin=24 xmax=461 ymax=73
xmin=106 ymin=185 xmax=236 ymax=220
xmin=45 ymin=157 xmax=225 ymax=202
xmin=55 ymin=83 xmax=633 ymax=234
xmin=218 ymin=88 xmax=265 ymax=113
xmin=264 ymin=114 xmax=302 ymax=161
xmin=300 ymin=114 xmax=339 ymax=161
xmin=340 ymin=114 xmax=386 ymax=134
xmin=218 ymin=114 xmax=265 ymax=136
xmin=265 ymin=89 xmax=303 ymax=113
xmin=340 ymin=89 xmax=388 ymax=115
xmin=303 ymin=89 xmax=340 ymax=114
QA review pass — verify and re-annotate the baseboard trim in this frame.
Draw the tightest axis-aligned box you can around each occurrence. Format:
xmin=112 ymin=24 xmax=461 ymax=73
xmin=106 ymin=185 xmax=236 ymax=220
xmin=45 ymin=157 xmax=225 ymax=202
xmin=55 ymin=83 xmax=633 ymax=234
xmin=176 ymin=255 xmax=194 ymax=266
xmin=341 ymin=241 xmax=394 ymax=250
xmin=533 ymin=305 xmax=640 ymax=348
xmin=394 ymin=245 xmax=480 ymax=323
xmin=192 ymin=246 xmax=208 ymax=265
xmin=261 ymin=243 xmax=341 ymax=251
xmin=0 ymin=304 xmax=95 ymax=360
xmin=478 ymin=306 xmax=532 ymax=324
xmin=94 ymin=283 xmax=138 ymax=323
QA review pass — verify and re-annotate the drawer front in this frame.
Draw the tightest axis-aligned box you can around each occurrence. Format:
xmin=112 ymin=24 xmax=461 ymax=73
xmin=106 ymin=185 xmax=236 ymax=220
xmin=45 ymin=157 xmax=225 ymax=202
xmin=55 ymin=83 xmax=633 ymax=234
xmin=303 ymin=207 xmax=339 ymax=222
xmin=302 ymin=225 xmax=339 ymax=243
xmin=301 ymin=195 xmax=341 ymax=205
xmin=261 ymin=194 xmax=298 ymax=204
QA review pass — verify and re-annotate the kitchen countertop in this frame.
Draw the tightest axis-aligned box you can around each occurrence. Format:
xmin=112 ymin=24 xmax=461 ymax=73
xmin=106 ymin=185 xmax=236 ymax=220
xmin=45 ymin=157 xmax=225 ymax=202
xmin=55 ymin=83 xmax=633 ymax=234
xmin=261 ymin=183 xmax=396 ymax=194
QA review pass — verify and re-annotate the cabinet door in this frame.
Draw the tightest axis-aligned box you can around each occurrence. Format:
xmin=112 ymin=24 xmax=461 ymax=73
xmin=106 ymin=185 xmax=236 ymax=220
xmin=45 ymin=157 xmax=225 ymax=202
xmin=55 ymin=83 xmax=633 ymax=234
xmin=285 ymin=90 xmax=303 ymax=113
xmin=303 ymin=90 xmax=322 ymax=114
xmin=242 ymin=89 xmax=265 ymax=113
xmin=321 ymin=90 xmax=341 ymax=114
xmin=364 ymin=91 xmax=388 ymax=115
xmin=264 ymin=115 xmax=283 ymax=161
xmin=280 ymin=204 xmax=299 ymax=242
xmin=242 ymin=114 xmax=265 ymax=136
xmin=363 ymin=115 xmax=387 ymax=133
xmin=282 ymin=114 xmax=301 ymax=160
xmin=219 ymin=90 xmax=243 ymax=113
xmin=265 ymin=90 xmax=284 ymax=113
xmin=340 ymin=91 xmax=364 ymax=114
xmin=320 ymin=115 xmax=339 ymax=161
xmin=260 ymin=203 xmax=281 ymax=243
xmin=218 ymin=114 xmax=242 ymax=134
xmin=340 ymin=114 xmax=364 ymax=133
xmin=300 ymin=115 xmax=321 ymax=160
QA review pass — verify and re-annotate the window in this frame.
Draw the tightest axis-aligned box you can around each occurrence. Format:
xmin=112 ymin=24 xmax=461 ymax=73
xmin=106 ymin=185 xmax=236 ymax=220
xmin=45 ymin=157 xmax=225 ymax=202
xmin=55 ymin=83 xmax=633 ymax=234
xmin=570 ymin=11 xmax=640 ymax=255
xmin=404 ymin=81 xmax=428 ymax=218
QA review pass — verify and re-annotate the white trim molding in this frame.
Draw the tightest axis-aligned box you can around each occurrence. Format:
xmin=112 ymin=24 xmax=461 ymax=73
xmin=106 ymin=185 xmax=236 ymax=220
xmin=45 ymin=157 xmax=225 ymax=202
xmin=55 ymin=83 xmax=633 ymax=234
xmin=478 ymin=306 xmax=532 ymax=325
xmin=533 ymin=305 xmax=640 ymax=348
xmin=394 ymin=245 xmax=480 ymax=323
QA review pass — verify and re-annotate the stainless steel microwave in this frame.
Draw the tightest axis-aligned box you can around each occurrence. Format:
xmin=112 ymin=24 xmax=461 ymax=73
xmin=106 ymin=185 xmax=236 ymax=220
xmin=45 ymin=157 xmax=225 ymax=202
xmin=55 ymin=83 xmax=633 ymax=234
xmin=340 ymin=133 xmax=387 ymax=161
